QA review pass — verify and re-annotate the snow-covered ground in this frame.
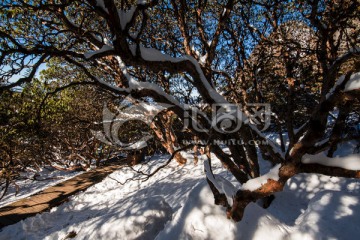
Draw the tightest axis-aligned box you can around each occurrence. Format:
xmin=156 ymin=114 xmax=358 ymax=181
xmin=0 ymin=168 xmax=82 ymax=208
xmin=0 ymin=146 xmax=359 ymax=240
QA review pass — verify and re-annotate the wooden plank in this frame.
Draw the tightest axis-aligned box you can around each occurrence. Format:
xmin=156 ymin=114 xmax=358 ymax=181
xmin=0 ymin=158 xmax=128 ymax=229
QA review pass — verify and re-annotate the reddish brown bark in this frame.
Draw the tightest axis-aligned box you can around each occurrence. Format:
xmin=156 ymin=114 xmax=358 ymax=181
xmin=150 ymin=111 xmax=187 ymax=165
xmin=229 ymin=161 xmax=360 ymax=221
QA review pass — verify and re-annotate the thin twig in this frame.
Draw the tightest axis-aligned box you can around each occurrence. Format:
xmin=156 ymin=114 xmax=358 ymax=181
xmin=109 ymin=144 xmax=203 ymax=185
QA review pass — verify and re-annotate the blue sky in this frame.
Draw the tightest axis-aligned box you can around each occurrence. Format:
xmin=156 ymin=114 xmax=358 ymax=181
xmin=6 ymin=62 xmax=47 ymax=83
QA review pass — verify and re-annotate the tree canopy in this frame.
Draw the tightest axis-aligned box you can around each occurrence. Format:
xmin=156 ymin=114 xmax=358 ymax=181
xmin=0 ymin=0 xmax=359 ymax=221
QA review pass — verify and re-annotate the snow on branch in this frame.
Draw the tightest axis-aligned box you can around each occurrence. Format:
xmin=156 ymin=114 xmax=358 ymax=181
xmin=204 ymin=159 xmax=236 ymax=205
xmin=117 ymin=51 xmax=183 ymax=106
xmin=84 ymin=45 xmax=114 ymax=59
xmin=184 ymin=55 xmax=228 ymax=104
xmin=130 ymin=80 xmax=182 ymax=106
xmin=344 ymin=72 xmax=360 ymax=92
xmin=115 ymin=55 xmax=213 ymax=130
xmin=326 ymin=72 xmax=360 ymax=99
xmin=122 ymin=44 xmax=274 ymax=145
xmin=302 ymin=152 xmax=360 ymax=171
xmin=204 ymin=158 xmax=223 ymax=192
xmin=96 ymin=0 xmax=109 ymax=13
xmin=128 ymin=45 xmax=184 ymax=62
xmin=128 ymin=44 xmax=229 ymax=105
xmin=95 ymin=77 xmax=130 ymax=94
xmin=137 ymin=0 xmax=147 ymax=5
xmin=118 ymin=7 xmax=137 ymax=30
xmin=331 ymin=47 xmax=360 ymax=69
xmin=241 ymin=164 xmax=281 ymax=191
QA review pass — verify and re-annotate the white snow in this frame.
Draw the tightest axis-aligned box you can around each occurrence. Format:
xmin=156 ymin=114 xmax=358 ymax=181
xmin=0 ymin=155 xmax=206 ymax=239
xmin=0 ymin=167 xmax=82 ymax=208
xmin=1 ymin=149 xmax=360 ymax=239
xmin=314 ymin=137 xmax=329 ymax=147
xmin=91 ymin=100 xmax=170 ymax=148
xmin=128 ymin=44 xmax=183 ymax=62
xmin=3 ymin=49 xmax=360 ymax=238
xmin=222 ymin=8 xmax=228 ymax=17
xmin=326 ymin=71 xmax=360 ymax=99
xmin=241 ymin=164 xmax=281 ymax=191
xmin=156 ymin=182 xmax=289 ymax=240
xmin=96 ymin=0 xmax=108 ymax=13
xmin=118 ymin=7 xmax=136 ymax=30
xmin=125 ymin=46 xmax=250 ymax=127
xmin=117 ymin=46 xmax=186 ymax=107
xmin=115 ymin=55 xmax=132 ymax=83
xmin=140 ymin=46 xmax=180 ymax=62
xmin=199 ymin=53 xmax=208 ymax=64
xmin=137 ymin=0 xmax=147 ymax=5
xmin=289 ymin=191 xmax=360 ymax=240
xmin=191 ymin=45 xmax=201 ymax=58
xmin=125 ymin=140 xmax=147 ymax=150
xmin=127 ymin=45 xmax=230 ymax=105
xmin=119 ymin=45 xmax=271 ymax=140
xmin=326 ymin=74 xmax=346 ymax=99
xmin=113 ymin=53 xmax=216 ymax=136
xmin=294 ymin=121 xmax=308 ymax=135
xmin=204 ymin=159 xmax=237 ymax=205
xmin=129 ymin=80 xmax=182 ymax=106
xmin=302 ymin=152 xmax=360 ymax=171
xmin=267 ymin=173 xmax=360 ymax=240
xmin=84 ymin=45 xmax=113 ymax=59
xmin=344 ymin=72 xmax=360 ymax=92
xmin=184 ymin=55 xmax=229 ymax=104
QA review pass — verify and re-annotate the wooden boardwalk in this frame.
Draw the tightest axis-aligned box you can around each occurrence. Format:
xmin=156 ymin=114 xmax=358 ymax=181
xmin=0 ymin=158 xmax=127 ymax=229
